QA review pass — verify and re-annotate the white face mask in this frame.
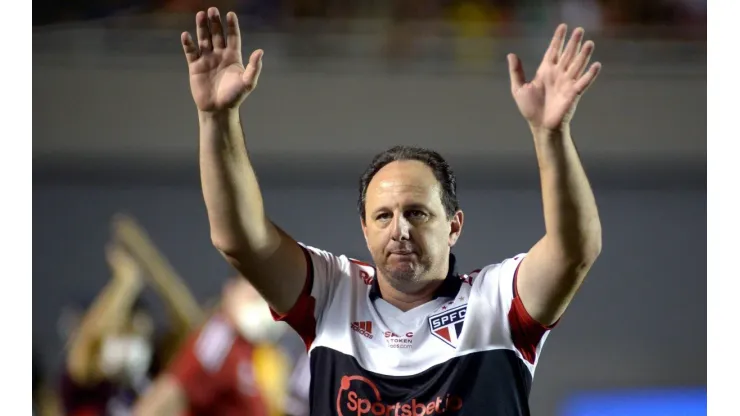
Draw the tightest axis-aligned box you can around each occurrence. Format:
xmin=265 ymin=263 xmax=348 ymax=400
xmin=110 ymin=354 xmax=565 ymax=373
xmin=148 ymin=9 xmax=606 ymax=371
xmin=99 ymin=335 xmax=152 ymax=384
xmin=234 ymin=299 xmax=288 ymax=343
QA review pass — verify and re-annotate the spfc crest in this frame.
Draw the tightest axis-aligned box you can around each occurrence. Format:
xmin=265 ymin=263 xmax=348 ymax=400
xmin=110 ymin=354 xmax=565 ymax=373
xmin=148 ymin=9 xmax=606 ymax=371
xmin=429 ymin=304 xmax=467 ymax=348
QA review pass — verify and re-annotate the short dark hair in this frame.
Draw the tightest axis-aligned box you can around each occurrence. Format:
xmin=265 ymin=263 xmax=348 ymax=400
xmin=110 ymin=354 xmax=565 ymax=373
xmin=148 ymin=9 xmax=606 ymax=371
xmin=358 ymin=146 xmax=460 ymax=221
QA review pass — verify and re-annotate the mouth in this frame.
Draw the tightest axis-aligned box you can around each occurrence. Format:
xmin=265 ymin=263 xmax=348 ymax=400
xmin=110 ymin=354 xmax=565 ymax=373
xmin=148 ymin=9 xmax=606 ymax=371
xmin=389 ymin=250 xmax=416 ymax=257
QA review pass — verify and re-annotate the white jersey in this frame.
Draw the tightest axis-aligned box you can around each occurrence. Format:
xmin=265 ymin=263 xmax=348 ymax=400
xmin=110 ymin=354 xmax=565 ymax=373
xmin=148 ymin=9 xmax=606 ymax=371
xmin=271 ymin=244 xmax=555 ymax=415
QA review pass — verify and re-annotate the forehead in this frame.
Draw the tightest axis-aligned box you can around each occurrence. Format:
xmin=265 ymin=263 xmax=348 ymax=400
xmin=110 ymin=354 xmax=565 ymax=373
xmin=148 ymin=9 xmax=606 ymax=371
xmin=366 ymin=160 xmax=441 ymax=207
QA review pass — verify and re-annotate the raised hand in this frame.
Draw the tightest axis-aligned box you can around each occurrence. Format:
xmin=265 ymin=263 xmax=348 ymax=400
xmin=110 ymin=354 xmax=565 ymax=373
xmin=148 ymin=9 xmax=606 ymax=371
xmin=181 ymin=8 xmax=263 ymax=113
xmin=507 ymin=25 xmax=601 ymax=131
xmin=106 ymin=243 xmax=141 ymax=286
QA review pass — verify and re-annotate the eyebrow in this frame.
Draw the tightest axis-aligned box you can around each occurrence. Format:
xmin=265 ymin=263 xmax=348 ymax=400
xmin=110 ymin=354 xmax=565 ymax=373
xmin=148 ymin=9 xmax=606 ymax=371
xmin=370 ymin=203 xmax=431 ymax=216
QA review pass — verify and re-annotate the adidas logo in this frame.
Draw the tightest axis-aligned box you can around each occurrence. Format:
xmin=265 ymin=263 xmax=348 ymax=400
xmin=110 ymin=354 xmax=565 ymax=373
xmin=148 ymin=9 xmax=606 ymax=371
xmin=350 ymin=321 xmax=374 ymax=339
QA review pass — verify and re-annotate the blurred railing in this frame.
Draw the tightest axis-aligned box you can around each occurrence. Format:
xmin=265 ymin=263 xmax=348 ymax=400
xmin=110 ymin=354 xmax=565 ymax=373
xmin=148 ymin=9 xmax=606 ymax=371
xmin=32 ymin=15 xmax=706 ymax=176
xmin=33 ymin=16 xmax=705 ymax=74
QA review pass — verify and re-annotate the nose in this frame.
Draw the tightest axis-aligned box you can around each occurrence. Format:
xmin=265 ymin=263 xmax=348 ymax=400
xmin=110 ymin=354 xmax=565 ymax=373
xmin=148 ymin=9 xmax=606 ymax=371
xmin=390 ymin=214 xmax=411 ymax=241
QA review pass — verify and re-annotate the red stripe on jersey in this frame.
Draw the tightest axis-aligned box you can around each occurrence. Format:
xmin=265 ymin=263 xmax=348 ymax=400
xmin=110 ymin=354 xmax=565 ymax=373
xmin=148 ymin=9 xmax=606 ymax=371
xmin=349 ymin=258 xmax=373 ymax=268
xmin=508 ymin=261 xmax=557 ymax=365
xmin=270 ymin=246 xmax=318 ymax=351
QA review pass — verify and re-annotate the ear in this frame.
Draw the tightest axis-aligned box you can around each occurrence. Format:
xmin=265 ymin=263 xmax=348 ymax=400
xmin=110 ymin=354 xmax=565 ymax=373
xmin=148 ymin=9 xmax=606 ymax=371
xmin=360 ymin=217 xmax=369 ymax=246
xmin=448 ymin=210 xmax=464 ymax=247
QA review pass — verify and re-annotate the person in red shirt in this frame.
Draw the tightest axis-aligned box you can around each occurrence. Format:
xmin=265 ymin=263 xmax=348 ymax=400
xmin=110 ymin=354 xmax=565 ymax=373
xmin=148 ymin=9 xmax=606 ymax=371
xmin=135 ymin=277 xmax=288 ymax=416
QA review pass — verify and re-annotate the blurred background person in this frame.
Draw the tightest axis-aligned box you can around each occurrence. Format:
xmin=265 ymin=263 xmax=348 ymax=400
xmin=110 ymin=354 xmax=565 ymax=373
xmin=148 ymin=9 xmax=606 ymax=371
xmin=60 ymin=242 xmax=156 ymax=416
xmin=134 ymin=277 xmax=290 ymax=416
xmin=60 ymin=216 xmax=204 ymax=416
xmin=113 ymin=215 xmax=205 ymax=365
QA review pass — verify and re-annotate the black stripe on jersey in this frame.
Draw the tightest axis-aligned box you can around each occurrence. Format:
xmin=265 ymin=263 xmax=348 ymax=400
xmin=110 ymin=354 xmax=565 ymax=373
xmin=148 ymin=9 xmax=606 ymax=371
xmin=308 ymin=346 xmax=533 ymax=416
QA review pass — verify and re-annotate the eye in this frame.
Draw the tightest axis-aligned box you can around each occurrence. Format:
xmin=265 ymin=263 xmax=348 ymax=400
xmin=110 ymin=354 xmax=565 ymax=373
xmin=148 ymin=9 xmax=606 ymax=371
xmin=406 ymin=210 xmax=427 ymax=220
xmin=376 ymin=212 xmax=392 ymax=221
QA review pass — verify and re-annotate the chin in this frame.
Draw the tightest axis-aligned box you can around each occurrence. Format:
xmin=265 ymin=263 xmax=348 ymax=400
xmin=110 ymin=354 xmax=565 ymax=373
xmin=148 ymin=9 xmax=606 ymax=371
xmin=388 ymin=265 xmax=420 ymax=283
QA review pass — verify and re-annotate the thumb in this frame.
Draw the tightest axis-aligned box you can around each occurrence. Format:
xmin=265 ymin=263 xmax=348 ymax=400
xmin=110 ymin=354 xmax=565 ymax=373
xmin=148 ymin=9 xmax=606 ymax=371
xmin=507 ymin=53 xmax=526 ymax=94
xmin=242 ymin=49 xmax=264 ymax=91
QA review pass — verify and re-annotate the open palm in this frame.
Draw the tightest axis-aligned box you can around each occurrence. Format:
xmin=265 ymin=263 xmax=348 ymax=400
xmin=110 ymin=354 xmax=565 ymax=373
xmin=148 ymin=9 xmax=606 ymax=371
xmin=508 ymin=25 xmax=601 ymax=131
xmin=181 ymin=8 xmax=263 ymax=112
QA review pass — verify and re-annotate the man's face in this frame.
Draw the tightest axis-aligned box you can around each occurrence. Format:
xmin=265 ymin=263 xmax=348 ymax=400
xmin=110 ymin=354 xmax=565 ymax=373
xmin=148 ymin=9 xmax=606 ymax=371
xmin=362 ymin=160 xmax=463 ymax=291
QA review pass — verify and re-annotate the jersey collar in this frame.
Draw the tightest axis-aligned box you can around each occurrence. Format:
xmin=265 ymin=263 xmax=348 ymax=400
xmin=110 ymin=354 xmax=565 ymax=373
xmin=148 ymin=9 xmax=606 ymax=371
xmin=369 ymin=253 xmax=461 ymax=301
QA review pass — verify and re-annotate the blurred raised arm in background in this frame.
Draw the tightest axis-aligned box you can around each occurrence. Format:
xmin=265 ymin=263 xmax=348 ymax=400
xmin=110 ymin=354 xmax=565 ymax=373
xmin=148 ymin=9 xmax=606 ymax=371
xmin=61 ymin=240 xmax=156 ymax=416
xmin=114 ymin=214 xmax=204 ymax=364
xmin=65 ymin=243 xmax=145 ymax=386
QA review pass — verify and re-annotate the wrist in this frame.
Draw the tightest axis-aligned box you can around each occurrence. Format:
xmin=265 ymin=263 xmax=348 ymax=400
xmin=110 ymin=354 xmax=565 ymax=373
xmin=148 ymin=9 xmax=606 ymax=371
xmin=115 ymin=270 xmax=143 ymax=290
xmin=198 ymin=109 xmax=241 ymax=125
xmin=529 ymin=124 xmax=571 ymax=142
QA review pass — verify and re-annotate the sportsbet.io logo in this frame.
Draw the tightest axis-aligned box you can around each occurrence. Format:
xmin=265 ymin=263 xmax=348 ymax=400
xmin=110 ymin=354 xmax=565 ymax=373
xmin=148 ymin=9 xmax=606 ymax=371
xmin=336 ymin=375 xmax=463 ymax=416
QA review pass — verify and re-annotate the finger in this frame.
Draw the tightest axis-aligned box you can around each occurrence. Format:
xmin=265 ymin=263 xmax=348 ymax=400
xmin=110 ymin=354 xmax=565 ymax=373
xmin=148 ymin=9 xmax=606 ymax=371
xmin=507 ymin=53 xmax=526 ymax=93
xmin=242 ymin=49 xmax=264 ymax=91
xmin=195 ymin=11 xmax=212 ymax=52
xmin=111 ymin=213 xmax=134 ymax=229
xmin=567 ymin=40 xmax=594 ymax=79
xmin=559 ymin=27 xmax=584 ymax=69
xmin=181 ymin=32 xmax=199 ymax=63
xmin=208 ymin=7 xmax=226 ymax=49
xmin=225 ymin=11 xmax=242 ymax=53
xmin=574 ymin=62 xmax=601 ymax=94
xmin=544 ymin=24 xmax=567 ymax=64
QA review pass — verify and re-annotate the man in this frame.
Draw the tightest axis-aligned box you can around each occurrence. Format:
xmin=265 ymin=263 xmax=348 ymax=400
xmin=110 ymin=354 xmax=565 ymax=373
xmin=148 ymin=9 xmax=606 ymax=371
xmin=181 ymin=8 xmax=602 ymax=415
xmin=133 ymin=277 xmax=290 ymax=416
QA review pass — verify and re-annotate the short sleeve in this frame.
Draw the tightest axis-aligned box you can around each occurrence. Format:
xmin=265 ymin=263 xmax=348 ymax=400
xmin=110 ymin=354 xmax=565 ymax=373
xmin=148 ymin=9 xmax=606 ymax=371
xmin=472 ymin=254 xmax=555 ymax=366
xmin=270 ymin=244 xmax=345 ymax=350
xmin=167 ymin=317 xmax=235 ymax=409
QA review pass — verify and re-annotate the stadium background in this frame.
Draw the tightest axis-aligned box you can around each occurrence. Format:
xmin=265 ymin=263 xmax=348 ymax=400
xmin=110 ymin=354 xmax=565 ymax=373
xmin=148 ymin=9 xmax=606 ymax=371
xmin=33 ymin=1 xmax=706 ymax=414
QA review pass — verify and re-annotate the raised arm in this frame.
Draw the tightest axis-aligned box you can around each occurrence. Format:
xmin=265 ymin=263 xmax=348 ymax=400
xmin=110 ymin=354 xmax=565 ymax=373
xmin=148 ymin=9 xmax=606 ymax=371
xmin=182 ymin=8 xmax=306 ymax=314
xmin=507 ymin=25 xmax=603 ymax=326
xmin=66 ymin=244 xmax=144 ymax=385
xmin=113 ymin=215 xmax=203 ymax=344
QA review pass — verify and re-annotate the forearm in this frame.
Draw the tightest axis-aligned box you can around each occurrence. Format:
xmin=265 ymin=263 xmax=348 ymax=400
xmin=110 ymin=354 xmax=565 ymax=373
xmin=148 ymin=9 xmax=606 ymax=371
xmin=68 ymin=273 xmax=142 ymax=381
xmin=146 ymin=263 xmax=203 ymax=334
xmin=533 ymin=126 xmax=602 ymax=259
xmin=124 ymin=237 xmax=203 ymax=331
xmin=198 ymin=110 xmax=308 ymax=314
xmin=199 ymin=110 xmax=279 ymax=257
xmin=82 ymin=273 xmax=142 ymax=336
